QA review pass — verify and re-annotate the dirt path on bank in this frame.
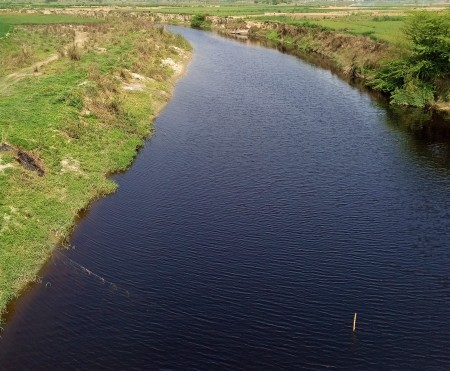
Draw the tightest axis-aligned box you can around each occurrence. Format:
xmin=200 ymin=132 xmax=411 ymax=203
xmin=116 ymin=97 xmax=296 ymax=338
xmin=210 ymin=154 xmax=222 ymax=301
xmin=0 ymin=30 xmax=88 ymax=95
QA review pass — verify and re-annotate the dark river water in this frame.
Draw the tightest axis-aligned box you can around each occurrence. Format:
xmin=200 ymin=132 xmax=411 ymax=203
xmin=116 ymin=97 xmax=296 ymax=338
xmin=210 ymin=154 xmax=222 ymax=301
xmin=2 ymin=27 xmax=450 ymax=369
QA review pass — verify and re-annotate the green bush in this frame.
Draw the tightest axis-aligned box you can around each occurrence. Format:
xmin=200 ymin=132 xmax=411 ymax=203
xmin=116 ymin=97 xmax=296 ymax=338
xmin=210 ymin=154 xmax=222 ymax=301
xmin=390 ymin=79 xmax=434 ymax=107
xmin=266 ymin=29 xmax=279 ymax=42
xmin=371 ymin=11 xmax=450 ymax=107
xmin=372 ymin=15 xmax=403 ymax=22
xmin=190 ymin=15 xmax=211 ymax=30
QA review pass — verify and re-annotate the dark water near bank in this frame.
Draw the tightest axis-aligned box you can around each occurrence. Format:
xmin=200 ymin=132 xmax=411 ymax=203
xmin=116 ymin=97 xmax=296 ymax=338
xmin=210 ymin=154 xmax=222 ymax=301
xmin=2 ymin=27 xmax=450 ymax=369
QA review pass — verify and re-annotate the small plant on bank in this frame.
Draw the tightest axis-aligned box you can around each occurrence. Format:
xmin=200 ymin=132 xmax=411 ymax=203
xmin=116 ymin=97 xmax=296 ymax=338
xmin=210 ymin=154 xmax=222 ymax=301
xmin=67 ymin=43 xmax=81 ymax=61
xmin=1 ymin=128 xmax=8 ymax=145
xmin=57 ymin=46 xmax=66 ymax=57
xmin=190 ymin=15 xmax=211 ymax=30
xmin=16 ymin=44 xmax=34 ymax=66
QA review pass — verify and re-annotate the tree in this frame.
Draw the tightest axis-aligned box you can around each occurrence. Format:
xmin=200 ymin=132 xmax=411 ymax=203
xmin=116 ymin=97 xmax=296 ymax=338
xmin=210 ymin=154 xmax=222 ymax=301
xmin=404 ymin=11 xmax=450 ymax=81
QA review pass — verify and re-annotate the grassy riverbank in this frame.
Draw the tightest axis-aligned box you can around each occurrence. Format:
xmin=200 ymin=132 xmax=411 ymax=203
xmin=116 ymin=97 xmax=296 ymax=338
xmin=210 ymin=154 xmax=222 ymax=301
xmin=162 ymin=4 xmax=448 ymax=110
xmin=246 ymin=10 xmax=450 ymax=109
xmin=0 ymin=13 xmax=191 ymax=317
xmin=252 ymin=14 xmax=407 ymax=44
xmin=3 ymin=1 xmax=450 ymax=107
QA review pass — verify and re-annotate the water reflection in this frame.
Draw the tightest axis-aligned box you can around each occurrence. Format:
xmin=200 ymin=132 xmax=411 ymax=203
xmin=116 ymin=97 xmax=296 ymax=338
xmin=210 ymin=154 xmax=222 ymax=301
xmin=384 ymin=106 xmax=450 ymax=170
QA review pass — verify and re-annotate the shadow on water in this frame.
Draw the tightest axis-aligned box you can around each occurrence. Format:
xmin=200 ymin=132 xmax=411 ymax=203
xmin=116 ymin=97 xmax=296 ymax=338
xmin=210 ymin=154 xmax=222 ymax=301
xmin=384 ymin=106 xmax=450 ymax=170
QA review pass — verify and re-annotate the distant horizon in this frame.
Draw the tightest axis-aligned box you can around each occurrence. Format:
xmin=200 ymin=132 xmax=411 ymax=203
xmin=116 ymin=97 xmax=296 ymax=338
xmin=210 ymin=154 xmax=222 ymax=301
xmin=1 ymin=0 xmax=450 ymax=5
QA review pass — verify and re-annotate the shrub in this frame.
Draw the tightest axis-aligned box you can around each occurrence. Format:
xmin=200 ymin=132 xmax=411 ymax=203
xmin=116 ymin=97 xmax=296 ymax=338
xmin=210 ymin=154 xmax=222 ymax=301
xmin=390 ymin=79 xmax=434 ymax=107
xmin=371 ymin=11 xmax=450 ymax=107
xmin=190 ymin=15 xmax=211 ymax=30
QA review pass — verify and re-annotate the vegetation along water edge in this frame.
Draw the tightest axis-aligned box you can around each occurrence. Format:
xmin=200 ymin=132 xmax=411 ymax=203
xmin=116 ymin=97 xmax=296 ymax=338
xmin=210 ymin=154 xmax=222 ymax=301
xmin=148 ymin=4 xmax=450 ymax=111
xmin=0 ymin=2 xmax=449 ymax=319
xmin=0 ymin=11 xmax=191 ymax=318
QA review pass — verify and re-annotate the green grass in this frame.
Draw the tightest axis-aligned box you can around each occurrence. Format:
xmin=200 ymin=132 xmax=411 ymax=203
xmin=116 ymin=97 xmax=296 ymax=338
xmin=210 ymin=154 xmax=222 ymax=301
xmin=0 ymin=25 xmax=69 ymax=77
xmin=0 ymin=22 xmax=10 ymax=37
xmin=0 ymin=14 xmax=103 ymax=77
xmin=124 ymin=2 xmax=449 ymax=18
xmin=132 ymin=5 xmax=345 ymax=17
xmin=0 ymin=14 xmax=101 ymax=25
xmin=254 ymin=14 xmax=407 ymax=44
xmin=0 ymin=13 xmax=101 ymax=37
xmin=0 ymin=16 xmax=191 ymax=318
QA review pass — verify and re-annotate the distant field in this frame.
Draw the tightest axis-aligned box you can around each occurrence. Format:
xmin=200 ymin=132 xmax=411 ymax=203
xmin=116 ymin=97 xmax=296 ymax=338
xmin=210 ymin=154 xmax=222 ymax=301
xmin=137 ymin=3 xmax=448 ymax=45
xmin=137 ymin=5 xmax=348 ymax=17
xmin=0 ymin=14 xmax=101 ymax=37
xmin=254 ymin=14 xmax=407 ymax=44
xmin=137 ymin=3 xmax=448 ymax=17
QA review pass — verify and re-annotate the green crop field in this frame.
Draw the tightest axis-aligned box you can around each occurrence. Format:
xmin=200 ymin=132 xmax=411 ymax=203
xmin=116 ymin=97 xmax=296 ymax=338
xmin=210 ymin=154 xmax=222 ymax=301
xmin=133 ymin=5 xmax=347 ymax=17
xmin=0 ymin=14 xmax=101 ymax=37
xmin=254 ymin=14 xmax=407 ymax=44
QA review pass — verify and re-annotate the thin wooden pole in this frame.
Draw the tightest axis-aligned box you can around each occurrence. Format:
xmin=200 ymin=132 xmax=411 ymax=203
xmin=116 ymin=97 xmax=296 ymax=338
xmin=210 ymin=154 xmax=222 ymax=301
xmin=353 ymin=312 xmax=357 ymax=332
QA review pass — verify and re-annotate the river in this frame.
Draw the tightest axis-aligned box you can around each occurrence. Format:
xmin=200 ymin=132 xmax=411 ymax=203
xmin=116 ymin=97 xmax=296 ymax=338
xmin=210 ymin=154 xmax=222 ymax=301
xmin=1 ymin=26 xmax=450 ymax=369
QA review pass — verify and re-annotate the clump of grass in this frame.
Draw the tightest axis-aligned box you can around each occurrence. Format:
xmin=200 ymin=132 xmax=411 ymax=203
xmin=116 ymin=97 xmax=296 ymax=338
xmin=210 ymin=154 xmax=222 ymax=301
xmin=1 ymin=127 xmax=9 ymax=145
xmin=67 ymin=43 xmax=81 ymax=61
xmin=372 ymin=15 xmax=403 ymax=22
xmin=190 ymin=14 xmax=212 ymax=30
xmin=17 ymin=44 xmax=34 ymax=66
xmin=119 ymin=67 xmax=130 ymax=81
xmin=63 ymin=119 xmax=86 ymax=140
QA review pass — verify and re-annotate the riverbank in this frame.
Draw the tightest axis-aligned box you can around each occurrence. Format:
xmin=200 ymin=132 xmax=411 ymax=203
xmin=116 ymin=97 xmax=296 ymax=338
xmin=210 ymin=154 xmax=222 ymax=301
xmin=214 ymin=15 xmax=449 ymax=111
xmin=4 ymin=6 xmax=448 ymax=109
xmin=0 ymin=14 xmax=191 ymax=317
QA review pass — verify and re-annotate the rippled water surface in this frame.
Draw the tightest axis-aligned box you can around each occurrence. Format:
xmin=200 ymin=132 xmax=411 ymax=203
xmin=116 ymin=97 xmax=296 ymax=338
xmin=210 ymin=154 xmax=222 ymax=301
xmin=2 ymin=27 xmax=450 ymax=369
